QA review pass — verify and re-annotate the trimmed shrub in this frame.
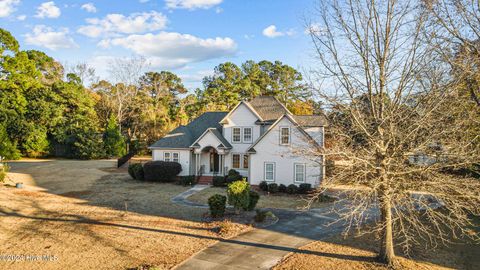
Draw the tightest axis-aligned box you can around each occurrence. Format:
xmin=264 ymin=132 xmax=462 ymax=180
xmin=128 ymin=163 xmax=142 ymax=179
xmin=208 ymin=194 xmax=227 ymax=217
xmin=254 ymin=210 xmax=275 ymax=223
xmin=134 ymin=165 xmax=145 ymax=181
xmin=267 ymin=183 xmax=279 ymax=193
xmin=225 ymin=169 xmax=242 ymax=184
xmin=259 ymin=181 xmax=268 ymax=192
xmin=279 ymin=184 xmax=287 ymax=193
xmin=227 ymin=180 xmax=250 ymax=213
xmin=212 ymin=176 xmax=226 ymax=187
xmin=286 ymin=184 xmax=298 ymax=194
xmin=298 ymin=183 xmax=312 ymax=194
xmin=143 ymin=161 xmax=182 ymax=182
xmin=178 ymin=175 xmax=196 ymax=186
xmin=228 ymin=169 xmax=239 ymax=176
xmin=246 ymin=190 xmax=260 ymax=211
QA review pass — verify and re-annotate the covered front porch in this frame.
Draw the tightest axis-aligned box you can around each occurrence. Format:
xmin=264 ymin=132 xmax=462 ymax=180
xmin=189 ymin=127 xmax=232 ymax=177
xmin=192 ymin=146 xmax=229 ymax=176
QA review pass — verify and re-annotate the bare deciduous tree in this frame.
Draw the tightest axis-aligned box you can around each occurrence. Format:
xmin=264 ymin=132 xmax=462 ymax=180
xmin=304 ymin=0 xmax=480 ymax=266
xmin=425 ymin=0 xmax=480 ymax=107
xmin=67 ymin=62 xmax=99 ymax=87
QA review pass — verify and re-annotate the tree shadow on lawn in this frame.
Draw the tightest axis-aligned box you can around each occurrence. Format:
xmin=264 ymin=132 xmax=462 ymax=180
xmin=0 ymin=208 xmax=376 ymax=264
xmin=5 ymin=160 xmax=478 ymax=269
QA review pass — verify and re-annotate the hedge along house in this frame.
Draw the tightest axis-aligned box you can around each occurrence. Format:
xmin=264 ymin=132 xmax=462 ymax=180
xmin=149 ymin=96 xmax=327 ymax=186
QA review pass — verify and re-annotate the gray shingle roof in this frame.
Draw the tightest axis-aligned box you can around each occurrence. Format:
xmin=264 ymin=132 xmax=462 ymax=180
xmin=210 ymin=128 xmax=233 ymax=148
xmin=293 ymin=115 xmax=327 ymax=127
xmin=247 ymin=96 xmax=289 ymax=122
xmin=149 ymin=112 xmax=227 ymax=149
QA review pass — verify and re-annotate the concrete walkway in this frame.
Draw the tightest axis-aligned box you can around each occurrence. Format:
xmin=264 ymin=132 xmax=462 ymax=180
xmin=169 ymin=185 xmax=355 ymax=270
xmin=171 ymin=184 xmax=210 ymax=208
xmin=175 ymin=205 xmax=347 ymax=270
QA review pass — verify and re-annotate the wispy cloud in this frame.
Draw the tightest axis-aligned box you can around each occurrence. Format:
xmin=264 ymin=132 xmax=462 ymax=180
xmin=165 ymin=0 xmax=222 ymax=10
xmin=35 ymin=1 xmax=61 ymax=19
xmin=24 ymin=25 xmax=77 ymax=50
xmin=77 ymin=11 xmax=168 ymax=38
xmin=0 ymin=0 xmax=20 ymax=18
xmin=81 ymin=3 xmax=97 ymax=13
xmin=262 ymin=25 xmax=295 ymax=38
xmin=99 ymin=32 xmax=237 ymax=69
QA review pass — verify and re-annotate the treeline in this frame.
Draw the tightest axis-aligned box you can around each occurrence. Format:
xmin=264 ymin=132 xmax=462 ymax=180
xmin=0 ymin=28 xmax=316 ymax=160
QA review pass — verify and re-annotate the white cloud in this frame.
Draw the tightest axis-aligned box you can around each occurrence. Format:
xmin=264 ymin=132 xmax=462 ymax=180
xmin=262 ymin=25 xmax=295 ymax=38
xmin=81 ymin=3 xmax=96 ymax=13
xmin=35 ymin=1 xmax=61 ymax=18
xmin=215 ymin=7 xmax=223 ymax=13
xmin=262 ymin=25 xmax=283 ymax=38
xmin=165 ymin=0 xmax=222 ymax=10
xmin=0 ymin=0 xmax=20 ymax=18
xmin=24 ymin=25 xmax=78 ymax=50
xmin=100 ymin=32 xmax=237 ymax=69
xmin=77 ymin=11 xmax=168 ymax=38
xmin=16 ymin=14 xmax=27 ymax=21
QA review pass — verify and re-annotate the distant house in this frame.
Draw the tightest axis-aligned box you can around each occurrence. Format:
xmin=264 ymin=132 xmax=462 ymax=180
xmin=149 ymin=96 xmax=326 ymax=186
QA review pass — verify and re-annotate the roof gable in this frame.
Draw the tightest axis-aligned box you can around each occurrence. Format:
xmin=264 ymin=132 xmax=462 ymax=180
xmin=220 ymin=101 xmax=263 ymax=124
xmin=190 ymin=128 xmax=232 ymax=149
xmin=247 ymin=114 xmax=321 ymax=153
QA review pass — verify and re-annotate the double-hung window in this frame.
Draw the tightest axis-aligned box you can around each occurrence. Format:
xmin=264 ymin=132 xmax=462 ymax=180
xmin=243 ymin=155 xmax=249 ymax=169
xmin=294 ymin=163 xmax=306 ymax=183
xmin=280 ymin=127 xmax=290 ymax=145
xmin=172 ymin=153 xmax=179 ymax=162
xmin=264 ymin=162 xmax=275 ymax=182
xmin=164 ymin=152 xmax=171 ymax=162
xmin=232 ymin=154 xmax=241 ymax=169
xmin=232 ymin=128 xmax=241 ymax=143
xmin=243 ymin=127 xmax=252 ymax=143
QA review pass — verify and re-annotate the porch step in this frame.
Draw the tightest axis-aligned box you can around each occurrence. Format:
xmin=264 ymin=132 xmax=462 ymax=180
xmin=197 ymin=176 xmax=214 ymax=184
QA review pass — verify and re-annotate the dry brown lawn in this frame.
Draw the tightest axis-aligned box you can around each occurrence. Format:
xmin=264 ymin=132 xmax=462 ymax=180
xmin=273 ymin=225 xmax=480 ymax=270
xmin=188 ymin=186 xmax=332 ymax=209
xmin=0 ymin=159 xmax=250 ymax=270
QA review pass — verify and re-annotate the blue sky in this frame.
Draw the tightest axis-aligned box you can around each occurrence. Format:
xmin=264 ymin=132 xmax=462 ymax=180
xmin=0 ymin=0 xmax=317 ymax=90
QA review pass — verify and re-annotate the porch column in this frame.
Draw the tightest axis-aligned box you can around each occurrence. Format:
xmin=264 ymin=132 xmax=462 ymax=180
xmin=220 ymin=154 xmax=224 ymax=176
xmin=195 ymin=153 xmax=199 ymax=175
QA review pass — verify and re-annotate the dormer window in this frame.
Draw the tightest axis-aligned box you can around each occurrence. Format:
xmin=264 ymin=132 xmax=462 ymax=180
xmin=232 ymin=128 xmax=241 ymax=143
xmin=280 ymin=127 xmax=290 ymax=145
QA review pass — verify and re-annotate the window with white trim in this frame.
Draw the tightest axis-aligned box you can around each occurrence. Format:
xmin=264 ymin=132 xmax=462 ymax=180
xmin=243 ymin=155 xmax=249 ymax=169
xmin=243 ymin=127 xmax=252 ymax=143
xmin=280 ymin=127 xmax=290 ymax=145
xmin=172 ymin=152 xmax=179 ymax=162
xmin=264 ymin=162 xmax=275 ymax=182
xmin=232 ymin=154 xmax=241 ymax=168
xmin=294 ymin=163 xmax=306 ymax=183
xmin=232 ymin=128 xmax=241 ymax=143
xmin=164 ymin=152 xmax=171 ymax=162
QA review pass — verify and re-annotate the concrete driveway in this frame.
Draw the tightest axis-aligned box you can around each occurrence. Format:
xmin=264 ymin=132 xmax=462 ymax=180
xmin=176 ymin=206 xmax=348 ymax=270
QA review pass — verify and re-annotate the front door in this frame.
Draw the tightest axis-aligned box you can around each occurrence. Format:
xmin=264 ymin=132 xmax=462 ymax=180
xmin=209 ymin=152 xmax=219 ymax=173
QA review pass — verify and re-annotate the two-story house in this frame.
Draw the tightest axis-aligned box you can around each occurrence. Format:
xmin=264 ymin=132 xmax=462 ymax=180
xmin=149 ymin=96 xmax=326 ymax=187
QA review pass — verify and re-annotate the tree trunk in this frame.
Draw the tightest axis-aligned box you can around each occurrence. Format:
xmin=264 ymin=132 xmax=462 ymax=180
xmin=378 ymin=196 xmax=396 ymax=266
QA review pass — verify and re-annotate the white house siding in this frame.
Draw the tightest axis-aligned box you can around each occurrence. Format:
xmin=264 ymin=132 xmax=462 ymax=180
xmin=223 ymin=103 xmax=261 ymax=177
xmin=249 ymin=117 xmax=323 ymax=187
xmin=151 ymin=149 xmax=191 ymax=176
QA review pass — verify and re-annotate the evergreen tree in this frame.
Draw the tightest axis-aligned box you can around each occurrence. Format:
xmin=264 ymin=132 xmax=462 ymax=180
xmin=103 ymin=115 xmax=126 ymax=157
